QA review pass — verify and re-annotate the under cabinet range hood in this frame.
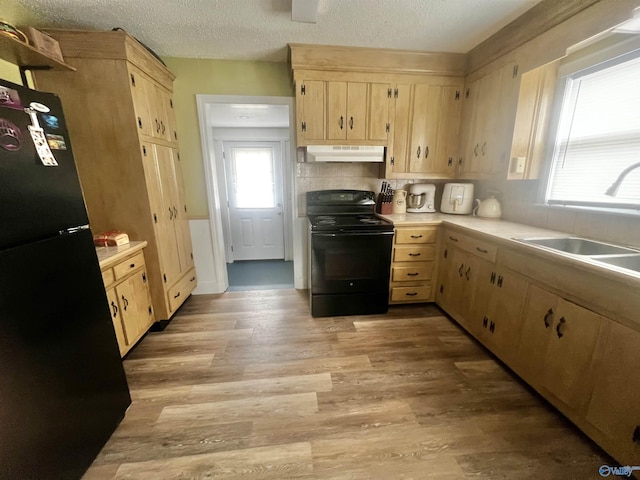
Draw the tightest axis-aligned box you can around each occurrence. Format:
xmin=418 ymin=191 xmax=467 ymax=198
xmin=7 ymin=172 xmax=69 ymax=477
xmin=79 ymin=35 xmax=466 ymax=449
xmin=306 ymin=145 xmax=385 ymax=162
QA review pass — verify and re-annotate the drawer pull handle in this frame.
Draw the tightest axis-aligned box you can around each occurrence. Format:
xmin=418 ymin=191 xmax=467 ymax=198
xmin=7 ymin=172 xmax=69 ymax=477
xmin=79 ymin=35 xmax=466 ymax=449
xmin=497 ymin=275 xmax=503 ymax=288
xmin=142 ymin=272 xmax=147 ymax=283
xmin=490 ymin=272 xmax=496 ymax=284
xmin=130 ymin=263 xmax=135 ymax=268
xmin=406 ymin=272 xmax=419 ymax=276
xmin=110 ymin=301 xmax=118 ymax=317
xmin=543 ymin=308 xmax=553 ymax=328
xmin=405 ymin=292 xmax=418 ymax=296
xmin=556 ymin=317 xmax=566 ymax=338
xmin=190 ymin=276 xmax=196 ymax=281
xmin=408 ymin=253 xmax=421 ymax=257
xmin=410 ymin=234 xmax=423 ymax=239
xmin=489 ymin=321 xmax=495 ymax=333
xmin=174 ymin=292 xmax=181 ymax=299
xmin=465 ymin=267 xmax=471 ymax=280
xmin=633 ymin=426 xmax=640 ymax=444
xmin=449 ymin=236 xmax=458 ymax=242
xmin=476 ymin=247 xmax=488 ymax=254
xmin=458 ymin=264 xmax=464 ymax=277
xmin=482 ymin=316 xmax=488 ymax=328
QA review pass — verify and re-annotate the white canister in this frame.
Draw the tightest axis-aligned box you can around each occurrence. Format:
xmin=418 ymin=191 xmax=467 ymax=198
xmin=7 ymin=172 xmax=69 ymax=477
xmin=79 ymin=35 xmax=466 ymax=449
xmin=392 ymin=189 xmax=407 ymax=214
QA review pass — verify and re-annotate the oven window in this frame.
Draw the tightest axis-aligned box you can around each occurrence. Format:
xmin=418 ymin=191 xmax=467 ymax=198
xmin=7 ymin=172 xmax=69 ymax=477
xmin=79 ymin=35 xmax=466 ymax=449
xmin=311 ymin=233 xmax=393 ymax=293
xmin=324 ymin=248 xmax=379 ymax=280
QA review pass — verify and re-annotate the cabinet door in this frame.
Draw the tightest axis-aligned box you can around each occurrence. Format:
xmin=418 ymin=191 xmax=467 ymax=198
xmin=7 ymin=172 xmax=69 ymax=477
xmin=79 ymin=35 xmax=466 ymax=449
xmin=442 ymin=247 xmax=477 ymax=323
xmin=297 ymin=80 xmax=325 ymax=143
xmin=408 ymin=84 xmax=429 ymax=173
xmin=515 ymin=284 xmax=559 ymax=385
xmin=171 ymin=149 xmax=195 ymax=272
xmin=346 ymin=82 xmax=367 ymax=140
xmin=457 ymin=81 xmax=478 ymax=175
xmin=115 ymin=270 xmax=154 ymax=347
xmin=483 ymin=268 xmax=528 ymax=360
xmin=128 ymin=65 xmax=152 ymax=137
xmin=434 ymin=86 xmax=462 ymax=176
xmin=368 ymin=83 xmax=391 ymax=141
xmin=542 ymin=298 xmax=602 ymax=410
xmin=154 ymin=86 xmax=174 ymax=142
xmin=388 ymin=84 xmax=412 ymax=174
xmin=106 ymin=287 xmax=127 ymax=356
xmin=469 ymin=257 xmax=494 ymax=338
xmin=165 ymin=92 xmax=178 ymax=143
xmin=470 ymin=71 xmax=501 ymax=175
xmin=326 ymin=81 xmax=347 ymax=140
xmin=587 ymin=321 xmax=640 ymax=465
xmin=155 ymin=144 xmax=183 ymax=284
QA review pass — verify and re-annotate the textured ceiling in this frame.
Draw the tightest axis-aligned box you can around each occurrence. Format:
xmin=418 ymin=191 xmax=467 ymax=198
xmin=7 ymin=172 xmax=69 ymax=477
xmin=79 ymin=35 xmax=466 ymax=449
xmin=18 ymin=0 xmax=542 ymax=62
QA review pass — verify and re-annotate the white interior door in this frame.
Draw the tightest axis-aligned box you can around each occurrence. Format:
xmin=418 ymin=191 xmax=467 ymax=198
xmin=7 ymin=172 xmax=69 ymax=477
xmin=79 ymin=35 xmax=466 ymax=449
xmin=224 ymin=141 xmax=285 ymax=261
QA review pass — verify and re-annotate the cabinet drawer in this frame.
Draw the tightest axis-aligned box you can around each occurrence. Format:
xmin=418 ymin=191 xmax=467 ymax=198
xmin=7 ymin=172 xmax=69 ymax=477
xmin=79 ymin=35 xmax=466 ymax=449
xmin=393 ymin=245 xmax=435 ymax=262
xmin=101 ymin=268 xmax=115 ymax=288
xmin=113 ymin=252 xmax=145 ymax=280
xmin=390 ymin=285 xmax=432 ymax=302
xmin=446 ymin=232 xmax=497 ymax=262
xmin=168 ymin=268 xmax=197 ymax=312
xmin=391 ymin=263 xmax=433 ymax=282
xmin=395 ymin=227 xmax=437 ymax=244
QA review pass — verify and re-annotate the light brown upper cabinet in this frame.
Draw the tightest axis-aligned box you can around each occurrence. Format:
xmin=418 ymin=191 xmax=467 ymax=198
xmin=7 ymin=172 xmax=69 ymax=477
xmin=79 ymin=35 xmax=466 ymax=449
xmin=296 ymin=80 xmax=326 ymax=143
xmin=386 ymin=81 xmax=462 ymax=179
xmin=368 ymin=83 xmax=393 ymax=142
xmin=458 ymin=62 xmax=520 ymax=179
xmin=508 ymin=62 xmax=558 ymax=180
xmin=326 ymin=81 xmax=367 ymax=140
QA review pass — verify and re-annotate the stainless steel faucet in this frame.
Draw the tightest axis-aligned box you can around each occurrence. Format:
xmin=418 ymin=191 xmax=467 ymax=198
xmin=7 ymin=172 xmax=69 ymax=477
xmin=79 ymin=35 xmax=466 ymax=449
xmin=605 ymin=162 xmax=640 ymax=196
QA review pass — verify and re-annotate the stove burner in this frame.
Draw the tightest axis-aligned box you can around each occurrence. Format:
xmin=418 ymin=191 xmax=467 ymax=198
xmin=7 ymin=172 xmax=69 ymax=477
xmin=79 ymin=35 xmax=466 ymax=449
xmin=315 ymin=215 xmax=336 ymax=225
xmin=359 ymin=217 xmax=381 ymax=225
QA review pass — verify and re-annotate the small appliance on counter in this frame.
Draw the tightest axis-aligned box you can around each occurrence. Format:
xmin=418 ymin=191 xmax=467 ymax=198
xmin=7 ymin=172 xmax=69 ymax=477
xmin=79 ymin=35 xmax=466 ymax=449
xmin=474 ymin=195 xmax=503 ymax=218
xmin=392 ymin=189 xmax=407 ymax=214
xmin=406 ymin=183 xmax=436 ymax=213
xmin=441 ymin=183 xmax=474 ymax=214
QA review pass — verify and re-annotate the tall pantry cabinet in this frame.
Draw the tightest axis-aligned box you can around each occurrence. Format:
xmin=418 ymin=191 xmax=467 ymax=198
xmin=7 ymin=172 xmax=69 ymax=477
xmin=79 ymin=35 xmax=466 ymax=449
xmin=33 ymin=30 xmax=196 ymax=323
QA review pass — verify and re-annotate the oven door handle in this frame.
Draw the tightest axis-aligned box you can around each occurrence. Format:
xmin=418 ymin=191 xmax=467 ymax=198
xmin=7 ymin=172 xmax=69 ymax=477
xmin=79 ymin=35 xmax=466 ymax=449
xmin=312 ymin=231 xmax=395 ymax=237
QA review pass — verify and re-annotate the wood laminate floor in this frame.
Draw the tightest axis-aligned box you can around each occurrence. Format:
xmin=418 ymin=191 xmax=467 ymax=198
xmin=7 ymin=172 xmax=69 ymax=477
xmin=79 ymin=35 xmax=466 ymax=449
xmin=84 ymin=290 xmax=612 ymax=480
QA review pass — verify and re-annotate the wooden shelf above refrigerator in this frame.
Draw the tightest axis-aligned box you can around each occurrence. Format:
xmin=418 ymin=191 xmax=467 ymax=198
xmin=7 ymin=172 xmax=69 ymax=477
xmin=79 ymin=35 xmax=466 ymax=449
xmin=0 ymin=33 xmax=75 ymax=84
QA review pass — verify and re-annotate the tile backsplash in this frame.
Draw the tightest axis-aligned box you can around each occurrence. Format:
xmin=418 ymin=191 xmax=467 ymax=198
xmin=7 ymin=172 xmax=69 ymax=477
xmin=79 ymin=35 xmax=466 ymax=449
xmin=477 ymin=179 xmax=640 ymax=248
xmin=295 ymin=162 xmax=452 ymax=215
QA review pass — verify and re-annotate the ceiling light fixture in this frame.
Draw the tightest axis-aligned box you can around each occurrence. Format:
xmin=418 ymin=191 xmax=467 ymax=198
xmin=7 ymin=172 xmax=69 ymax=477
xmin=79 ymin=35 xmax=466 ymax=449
xmin=292 ymin=0 xmax=320 ymax=24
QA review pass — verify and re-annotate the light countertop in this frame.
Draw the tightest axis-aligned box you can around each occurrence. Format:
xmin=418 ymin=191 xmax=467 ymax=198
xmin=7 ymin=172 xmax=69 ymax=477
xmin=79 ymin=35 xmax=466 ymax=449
xmin=96 ymin=241 xmax=148 ymax=269
xmin=377 ymin=212 xmax=640 ymax=288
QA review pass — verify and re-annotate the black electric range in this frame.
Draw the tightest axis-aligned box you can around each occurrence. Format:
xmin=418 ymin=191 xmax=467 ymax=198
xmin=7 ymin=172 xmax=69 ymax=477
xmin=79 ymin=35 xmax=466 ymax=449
xmin=306 ymin=190 xmax=394 ymax=317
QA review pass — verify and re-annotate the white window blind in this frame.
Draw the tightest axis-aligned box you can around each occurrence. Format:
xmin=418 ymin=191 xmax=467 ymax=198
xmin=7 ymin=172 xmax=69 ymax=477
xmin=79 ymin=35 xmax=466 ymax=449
xmin=547 ymin=52 xmax=640 ymax=209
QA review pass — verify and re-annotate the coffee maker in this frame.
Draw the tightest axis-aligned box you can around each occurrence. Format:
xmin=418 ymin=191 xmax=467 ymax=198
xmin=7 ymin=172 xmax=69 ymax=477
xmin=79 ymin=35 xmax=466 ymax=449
xmin=406 ymin=184 xmax=436 ymax=213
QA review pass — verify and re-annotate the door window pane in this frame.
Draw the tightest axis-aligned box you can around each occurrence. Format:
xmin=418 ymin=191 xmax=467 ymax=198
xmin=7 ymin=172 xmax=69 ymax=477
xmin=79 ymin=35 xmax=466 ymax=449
xmin=230 ymin=147 xmax=275 ymax=208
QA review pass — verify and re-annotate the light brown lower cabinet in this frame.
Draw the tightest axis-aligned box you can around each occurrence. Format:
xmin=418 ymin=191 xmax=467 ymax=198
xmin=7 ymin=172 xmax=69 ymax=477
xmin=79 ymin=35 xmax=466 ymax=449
xmin=515 ymin=284 xmax=603 ymax=412
xmin=102 ymin=249 xmax=155 ymax=357
xmin=433 ymin=231 xmax=639 ymax=467
xmin=389 ymin=226 xmax=438 ymax=304
xmin=587 ymin=321 xmax=640 ymax=465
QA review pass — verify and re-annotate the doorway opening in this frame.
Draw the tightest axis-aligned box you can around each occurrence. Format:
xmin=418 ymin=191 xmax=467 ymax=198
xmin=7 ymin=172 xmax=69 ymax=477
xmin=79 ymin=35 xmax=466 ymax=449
xmin=197 ymin=96 xmax=297 ymax=293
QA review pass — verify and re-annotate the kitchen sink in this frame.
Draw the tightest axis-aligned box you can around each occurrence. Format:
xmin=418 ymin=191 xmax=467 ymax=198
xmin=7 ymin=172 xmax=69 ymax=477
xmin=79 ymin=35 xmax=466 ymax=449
xmin=514 ymin=237 xmax=639 ymax=256
xmin=591 ymin=254 xmax=640 ymax=273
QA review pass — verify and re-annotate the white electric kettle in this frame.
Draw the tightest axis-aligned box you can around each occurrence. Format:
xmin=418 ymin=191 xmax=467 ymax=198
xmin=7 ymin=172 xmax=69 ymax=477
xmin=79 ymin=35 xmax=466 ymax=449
xmin=473 ymin=196 xmax=502 ymax=218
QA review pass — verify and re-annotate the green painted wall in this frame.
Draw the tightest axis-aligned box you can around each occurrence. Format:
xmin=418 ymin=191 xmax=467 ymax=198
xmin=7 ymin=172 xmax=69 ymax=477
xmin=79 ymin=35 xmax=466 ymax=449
xmin=0 ymin=1 xmax=44 ymax=84
xmin=163 ymin=58 xmax=294 ymax=218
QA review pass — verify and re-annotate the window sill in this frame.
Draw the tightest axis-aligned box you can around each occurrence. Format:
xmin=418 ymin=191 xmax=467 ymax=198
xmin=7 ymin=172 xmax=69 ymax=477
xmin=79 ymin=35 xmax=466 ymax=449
xmin=534 ymin=203 xmax=640 ymax=219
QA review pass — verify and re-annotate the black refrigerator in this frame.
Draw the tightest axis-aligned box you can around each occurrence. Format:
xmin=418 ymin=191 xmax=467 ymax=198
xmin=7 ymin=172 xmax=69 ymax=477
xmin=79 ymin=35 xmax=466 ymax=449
xmin=0 ymin=79 xmax=131 ymax=478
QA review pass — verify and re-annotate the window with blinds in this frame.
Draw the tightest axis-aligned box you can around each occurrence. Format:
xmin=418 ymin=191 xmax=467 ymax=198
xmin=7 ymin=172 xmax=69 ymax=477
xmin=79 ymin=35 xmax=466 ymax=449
xmin=546 ymin=51 xmax=640 ymax=210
